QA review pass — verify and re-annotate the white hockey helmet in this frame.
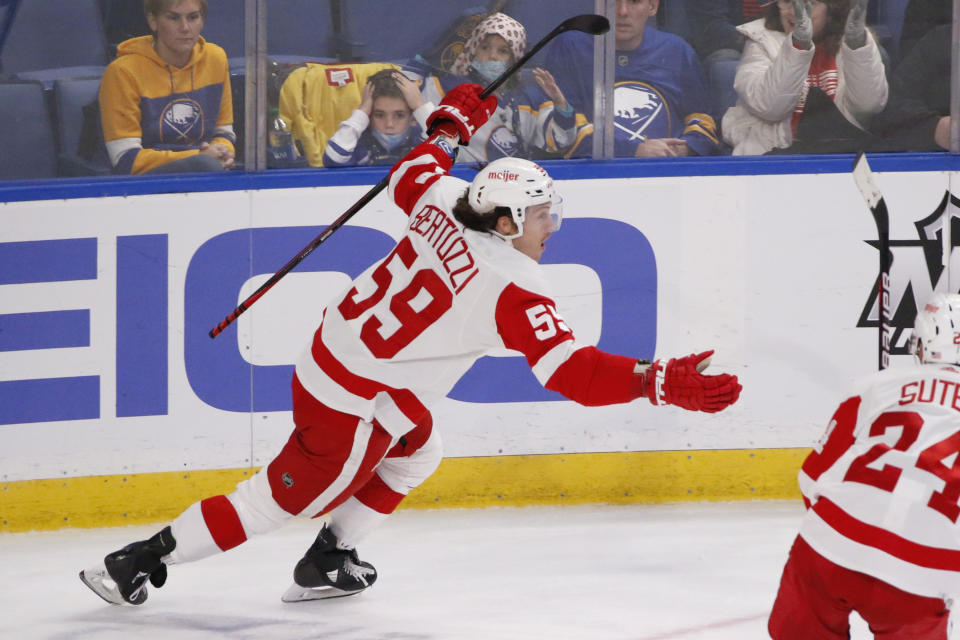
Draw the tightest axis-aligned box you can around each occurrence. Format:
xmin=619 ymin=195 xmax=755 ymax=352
xmin=467 ymin=157 xmax=563 ymax=239
xmin=910 ymin=292 xmax=960 ymax=365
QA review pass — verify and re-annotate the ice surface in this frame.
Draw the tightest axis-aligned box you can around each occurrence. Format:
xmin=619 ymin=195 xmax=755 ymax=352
xmin=0 ymin=501 xmax=890 ymax=639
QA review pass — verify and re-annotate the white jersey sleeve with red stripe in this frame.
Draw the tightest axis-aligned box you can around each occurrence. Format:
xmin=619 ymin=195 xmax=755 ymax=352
xmin=388 ymin=140 xmax=457 ymax=216
xmin=797 ymin=364 xmax=960 ymax=599
xmin=295 ymin=138 xmax=644 ymax=440
xmin=494 ymin=281 xmax=642 ymax=405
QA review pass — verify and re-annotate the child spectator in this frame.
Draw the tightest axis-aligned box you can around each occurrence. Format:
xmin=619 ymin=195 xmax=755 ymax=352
xmin=420 ymin=12 xmax=579 ymax=163
xmin=322 ymin=69 xmax=432 ymax=167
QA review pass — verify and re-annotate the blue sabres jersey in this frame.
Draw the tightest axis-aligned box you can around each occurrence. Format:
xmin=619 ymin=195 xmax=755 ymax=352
xmin=546 ymin=27 xmax=719 ymax=156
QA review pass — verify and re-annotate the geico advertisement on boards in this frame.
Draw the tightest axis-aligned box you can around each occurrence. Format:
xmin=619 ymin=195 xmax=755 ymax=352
xmin=0 ymin=171 xmax=954 ymax=481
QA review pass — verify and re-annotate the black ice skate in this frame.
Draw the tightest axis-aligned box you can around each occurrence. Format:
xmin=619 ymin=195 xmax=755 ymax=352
xmin=79 ymin=526 xmax=176 ymax=605
xmin=281 ymin=524 xmax=377 ymax=602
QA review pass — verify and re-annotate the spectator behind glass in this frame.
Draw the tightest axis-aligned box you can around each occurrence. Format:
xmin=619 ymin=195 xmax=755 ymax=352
xmin=99 ymin=0 xmax=235 ymax=175
xmin=322 ymin=70 xmax=431 ymax=167
xmin=546 ymin=0 xmax=721 ymax=158
xmin=721 ymin=0 xmax=887 ymax=155
xmin=870 ymin=23 xmax=950 ymax=151
xmin=689 ymin=0 xmax=767 ymax=61
xmin=898 ymin=0 xmax=952 ymax=62
xmin=420 ymin=12 xmax=578 ymax=163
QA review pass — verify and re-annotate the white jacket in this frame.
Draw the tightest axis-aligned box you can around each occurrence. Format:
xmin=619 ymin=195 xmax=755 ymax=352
xmin=721 ymin=19 xmax=888 ymax=156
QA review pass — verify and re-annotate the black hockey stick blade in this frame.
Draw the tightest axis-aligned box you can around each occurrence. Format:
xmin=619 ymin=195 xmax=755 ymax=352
xmin=209 ymin=15 xmax=610 ymax=339
xmin=852 ymin=152 xmax=892 ymax=271
xmin=852 ymin=151 xmax=893 ymax=370
xmin=852 ymin=151 xmax=889 ymax=236
xmin=561 ymin=13 xmax=611 ymax=35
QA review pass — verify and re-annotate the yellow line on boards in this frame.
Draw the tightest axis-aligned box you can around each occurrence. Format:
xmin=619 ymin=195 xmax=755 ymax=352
xmin=0 ymin=449 xmax=807 ymax=533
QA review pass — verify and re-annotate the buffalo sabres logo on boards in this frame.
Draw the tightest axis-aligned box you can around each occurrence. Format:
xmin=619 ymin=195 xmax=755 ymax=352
xmin=613 ymin=81 xmax=669 ymax=142
xmin=859 ymin=191 xmax=960 ymax=356
xmin=486 ymin=124 xmax=519 ymax=159
xmin=160 ymin=98 xmax=204 ymax=144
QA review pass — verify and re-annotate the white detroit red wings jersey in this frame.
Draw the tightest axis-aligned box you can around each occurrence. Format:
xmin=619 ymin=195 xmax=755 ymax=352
xmin=294 ymin=141 xmax=641 ymax=439
xmin=798 ymin=363 xmax=960 ymax=599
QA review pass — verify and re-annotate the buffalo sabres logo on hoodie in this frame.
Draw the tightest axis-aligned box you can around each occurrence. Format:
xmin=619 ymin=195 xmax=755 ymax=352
xmin=486 ymin=124 xmax=520 ymax=159
xmin=160 ymin=98 xmax=204 ymax=144
xmin=613 ymin=82 xmax=668 ymax=142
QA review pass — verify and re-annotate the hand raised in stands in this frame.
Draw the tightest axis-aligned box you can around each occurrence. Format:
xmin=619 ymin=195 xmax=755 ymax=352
xmin=358 ymin=81 xmax=375 ymax=116
xmin=532 ymin=68 xmax=570 ymax=113
xmin=393 ymin=72 xmax=425 ymax=111
xmin=843 ymin=0 xmax=869 ymax=49
xmin=790 ymin=0 xmax=813 ymax=50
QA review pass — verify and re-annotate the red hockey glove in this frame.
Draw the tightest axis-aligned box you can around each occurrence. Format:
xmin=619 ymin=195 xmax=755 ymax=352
xmin=642 ymin=350 xmax=741 ymax=413
xmin=426 ymin=83 xmax=498 ymax=144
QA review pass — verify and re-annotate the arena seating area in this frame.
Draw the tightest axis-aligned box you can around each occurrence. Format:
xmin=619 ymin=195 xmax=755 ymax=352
xmin=0 ymin=0 xmax=915 ymax=179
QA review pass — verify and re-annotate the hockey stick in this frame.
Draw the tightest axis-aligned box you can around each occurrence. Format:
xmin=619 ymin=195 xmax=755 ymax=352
xmin=209 ymin=13 xmax=609 ymax=338
xmin=852 ymin=151 xmax=892 ymax=370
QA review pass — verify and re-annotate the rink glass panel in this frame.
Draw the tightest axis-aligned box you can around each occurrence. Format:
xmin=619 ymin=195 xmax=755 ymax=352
xmin=1 ymin=0 xmax=952 ymax=184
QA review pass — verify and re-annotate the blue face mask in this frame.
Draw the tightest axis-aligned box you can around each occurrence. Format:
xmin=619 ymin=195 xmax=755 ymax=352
xmin=372 ymin=129 xmax=408 ymax=151
xmin=470 ymin=59 xmax=507 ymax=84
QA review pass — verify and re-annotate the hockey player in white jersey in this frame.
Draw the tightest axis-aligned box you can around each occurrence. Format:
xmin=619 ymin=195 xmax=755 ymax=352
xmin=79 ymin=82 xmax=741 ymax=607
xmin=769 ymin=292 xmax=960 ymax=639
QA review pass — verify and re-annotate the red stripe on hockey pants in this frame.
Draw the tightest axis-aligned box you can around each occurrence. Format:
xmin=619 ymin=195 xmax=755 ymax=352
xmin=356 ymin=412 xmax=435 ymax=514
xmin=200 ymin=495 xmax=248 ymax=552
xmin=265 ymin=374 xmax=394 ymax=517
xmin=353 ymin=472 xmax=405 ymax=514
xmin=768 ymin=535 xmax=949 ymax=639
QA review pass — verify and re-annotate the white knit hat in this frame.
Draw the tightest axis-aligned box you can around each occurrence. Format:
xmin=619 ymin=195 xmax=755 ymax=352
xmin=449 ymin=12 xmax=526 ymax=76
